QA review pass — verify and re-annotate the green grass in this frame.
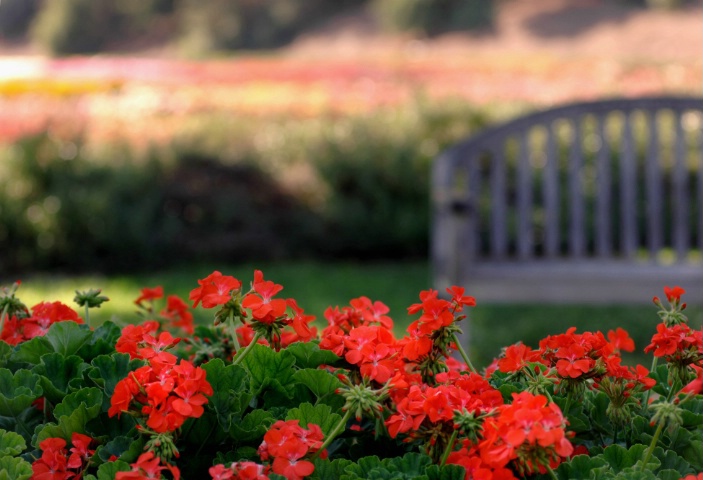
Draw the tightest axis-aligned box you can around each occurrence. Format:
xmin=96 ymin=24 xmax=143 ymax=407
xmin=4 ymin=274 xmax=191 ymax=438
xmin=7 ymin=260 xmax=701 ymax=370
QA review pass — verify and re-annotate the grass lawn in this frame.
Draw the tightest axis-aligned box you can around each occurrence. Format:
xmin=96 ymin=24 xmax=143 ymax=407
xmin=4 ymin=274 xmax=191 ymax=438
xmin=9 ymin=260 xmax=701 ymax=370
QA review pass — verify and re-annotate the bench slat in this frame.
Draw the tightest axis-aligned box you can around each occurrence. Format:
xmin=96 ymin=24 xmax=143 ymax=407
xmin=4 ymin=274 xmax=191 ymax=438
xmin=517 ymin=131 xmax=533 ymax=260
xmin=544 ymin=124 xmax=559 ymax=258
xmin=569 ymin=117 xmax=585 ymax=258
xmin=645 ymin=112 xmax=663 ymax=260
xmin=698 ymin=120 xmax=703 ymax=254
xmin=620 ymin=113 xmax=637 ymax=259
xmin=595 ymin=114 xmax=612 ymax=258
xmin=491 ymin=150 xmax=508 ymax=259
xmin=673 ymin=113 xmax=689 ymax=262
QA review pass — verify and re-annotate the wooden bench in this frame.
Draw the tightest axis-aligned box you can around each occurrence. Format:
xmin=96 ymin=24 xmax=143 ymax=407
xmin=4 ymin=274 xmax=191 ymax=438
xmin=431 ymin=96 xmax=703 ymax=306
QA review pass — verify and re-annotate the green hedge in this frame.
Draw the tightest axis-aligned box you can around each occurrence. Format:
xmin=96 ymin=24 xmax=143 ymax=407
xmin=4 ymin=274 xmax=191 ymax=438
xmin=0 ymin=102 xmax=491 ymax=273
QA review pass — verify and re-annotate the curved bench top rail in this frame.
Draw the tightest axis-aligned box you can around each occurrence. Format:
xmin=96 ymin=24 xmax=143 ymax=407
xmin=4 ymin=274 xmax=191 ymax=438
xmin=442 ymin=96 xmax=703 ymax=159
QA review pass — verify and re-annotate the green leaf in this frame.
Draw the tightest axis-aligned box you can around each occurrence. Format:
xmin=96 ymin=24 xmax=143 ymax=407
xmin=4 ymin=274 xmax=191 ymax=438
xmin=425 ymin=463 xmax=467 ymax=480
xmin=384 ymin=453 xmax=432 ymax=476
xmin=497 ymin=383 xmax=520 ymax=403
xmin=77 ymin=320 xmax=121 ymax=361
xmin=293 ymin=369 xmax=343 ymax=405
xmin=283 ymin=342 xmax=340 ymax=369
xmin=679 ymin=440 xmax=703 ymax=471
xmin=31 ymin=353 xmax=89 ymax=405
xmin=34 ymin=392 xmax=102 ymax=446
xmin=44 ymin=321 xmax=93 ymax=357
xmin=96 ymin=461 xmax=131 ymax=480
xmin=601 ymin=444 xmax=632 ymax=473
xmin=0 ymin=428 xmax=26 ymax=457
xmin=555 ymin=454 xmax=608 ymax=479
xmin=53 ymin=387 xmax=102 ymax=419
xmin=343 ymin=455 xmax=383 ymax=479
xmin=87 ymin=353 xmax=144 ymax=409
xmin=0 ymin=342 xmax=12 ymax=369
xmin=0 ymin=456 xmax=33 ymax=480
xmin=241 ymin=344 xmax=296 ymax=399
xmin=0 ymin=368 xmax=42 ymax=417
xmin=11 ymin=336 xmax=54 ymax=365
xmin=201 ymin=359 xmax=251 ymax=431
xmin=589 ymin=392 xmax=614 ymax=434
xmin=657 ymin=469 xmax=689 ymax=480
xmin=311 ymin=458 xmax=354 ymax=480
xmin=286 ymin=402 xmax=342 ymax=438
xmin=230 ymin=409 xmax=275 ymax=443
xmin=653 ymin=446 xmax=694 ymax=476
xmin=0 ymin=405 xmax=43 ymax=445
xmin=181 ymin=412 xmax=229 ymax=447
xmin=97 ymin=435 xmax=145 ymax=464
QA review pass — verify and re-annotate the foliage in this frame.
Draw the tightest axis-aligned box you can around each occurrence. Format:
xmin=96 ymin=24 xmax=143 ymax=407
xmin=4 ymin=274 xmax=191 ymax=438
xmin=0 ymin=271 xmax=701 ymax=479
xmin=30 ymin=0 xmax=118 ymax=55
xmin=0 ymin=0 xmax=38 ymax=39
xmin=0 ymin=102 xmax=491 ymax=273
xmin=370 ymin=0 xmax=494 ymax=36
xmin=177 ymin=0 xmax=362 ymax=56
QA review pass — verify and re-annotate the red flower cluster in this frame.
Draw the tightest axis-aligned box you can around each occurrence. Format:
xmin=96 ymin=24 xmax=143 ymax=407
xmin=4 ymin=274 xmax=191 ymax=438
xmin=116 ymin=452 xmax=180 ymax=480
xmin=479 ymin=391 xmax=574 ymax=476
xmin=446 ymin=443 xmax=517 ymax=480
xmin=209 ymin=462 xmax=269 ymax=480
xmin=645 ymin=323 xmax=703 ymax=360
xmin=320 ymin=299 xmax=401 ymax=383
xmin=385 ymin=372 xmax=502 ymax=439
xmin=241 ymin=270 xmax=287 ymax=324
xmin=257 ymin=420 xmax=325 ymax=480
xmin=32 ymin=433 xmax=95 ymax=480
xmin=240 ymin=271 xmax=317 ymax=345
xmin=323 ymin=295 xmax=394 ymax=331
xmin=189 ymin=271 xmax=241 ymax=309
xmin=115 ymin=320 xmax=181 ymax=361
xmin=402 ymin=287 xmax=475 ymax=362
xmin=133 ymin=286 xmax=194 ymax=334
xmin=108 ymin=352 xmax=212 ymax=433
xmin=0 ymin=301 xmax=82 ymax=346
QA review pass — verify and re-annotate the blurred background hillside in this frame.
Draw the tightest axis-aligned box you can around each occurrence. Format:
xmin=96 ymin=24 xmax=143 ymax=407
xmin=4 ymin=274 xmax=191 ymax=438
xmin=0 ymin=0 xmax=701 ymax=275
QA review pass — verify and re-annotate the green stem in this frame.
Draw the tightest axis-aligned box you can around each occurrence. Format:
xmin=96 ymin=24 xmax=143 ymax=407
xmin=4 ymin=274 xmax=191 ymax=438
xmin=227 ymin=313 xmax=240 ymax=352
xmin=643 ymin=357 xmax=658 ymax=413
xmin=451 ymin=332 xmax=477 ymax=373
xmin=84 ymin=304 xmax=90 ymax=327
xmin=546 ymin=464 xmax=560 ymax=480
xmin=439 ymin=429 xmax=459 ymax=467
xmin=232 ymin=331 xmax=262 ymax=366
xmin=563 ymin=395 xmax=572 ymax=417
xmin=193 ymin=422 xmax=217 ymax=458
xmin=312 ymin=408 xmax=353 ymax=460
xmin=0 ymin=303 xmax=9 ymax=337
xmin=639 ymin=421 xmax=664 ymax=472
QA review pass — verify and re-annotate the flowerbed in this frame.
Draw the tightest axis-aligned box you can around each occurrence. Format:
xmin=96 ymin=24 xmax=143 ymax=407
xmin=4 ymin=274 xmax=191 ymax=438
xmin=0 ymin=271 xmax=701 ymax=480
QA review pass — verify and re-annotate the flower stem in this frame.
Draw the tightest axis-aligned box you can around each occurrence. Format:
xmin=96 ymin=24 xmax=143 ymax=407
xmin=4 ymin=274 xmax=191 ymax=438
xmin=643 ymin=357 xmax=658 ymax=413
xmin=451 ymin=332 xmax=477 ymax=373
xmin=0 ymin=303 xmax=9 ymax=337
xmin=639 ymin=421 xmax=664 ymax=472
xmin=546 ymin=465 xmax=559 ymax=480
xmin=312 ymin=408 xmax=353 ymax=460
xmin=227 ymin=313 xmax=240 ymax=352
xmin=440 ymin=429 xmax=458 ymax=466
xmin=231 ymin=331 xmax=262 ymax=366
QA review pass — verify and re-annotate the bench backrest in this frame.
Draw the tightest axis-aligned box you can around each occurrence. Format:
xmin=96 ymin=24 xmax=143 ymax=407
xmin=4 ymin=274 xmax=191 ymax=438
xmin=432 ymin=96 xmax=703 ymax=290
